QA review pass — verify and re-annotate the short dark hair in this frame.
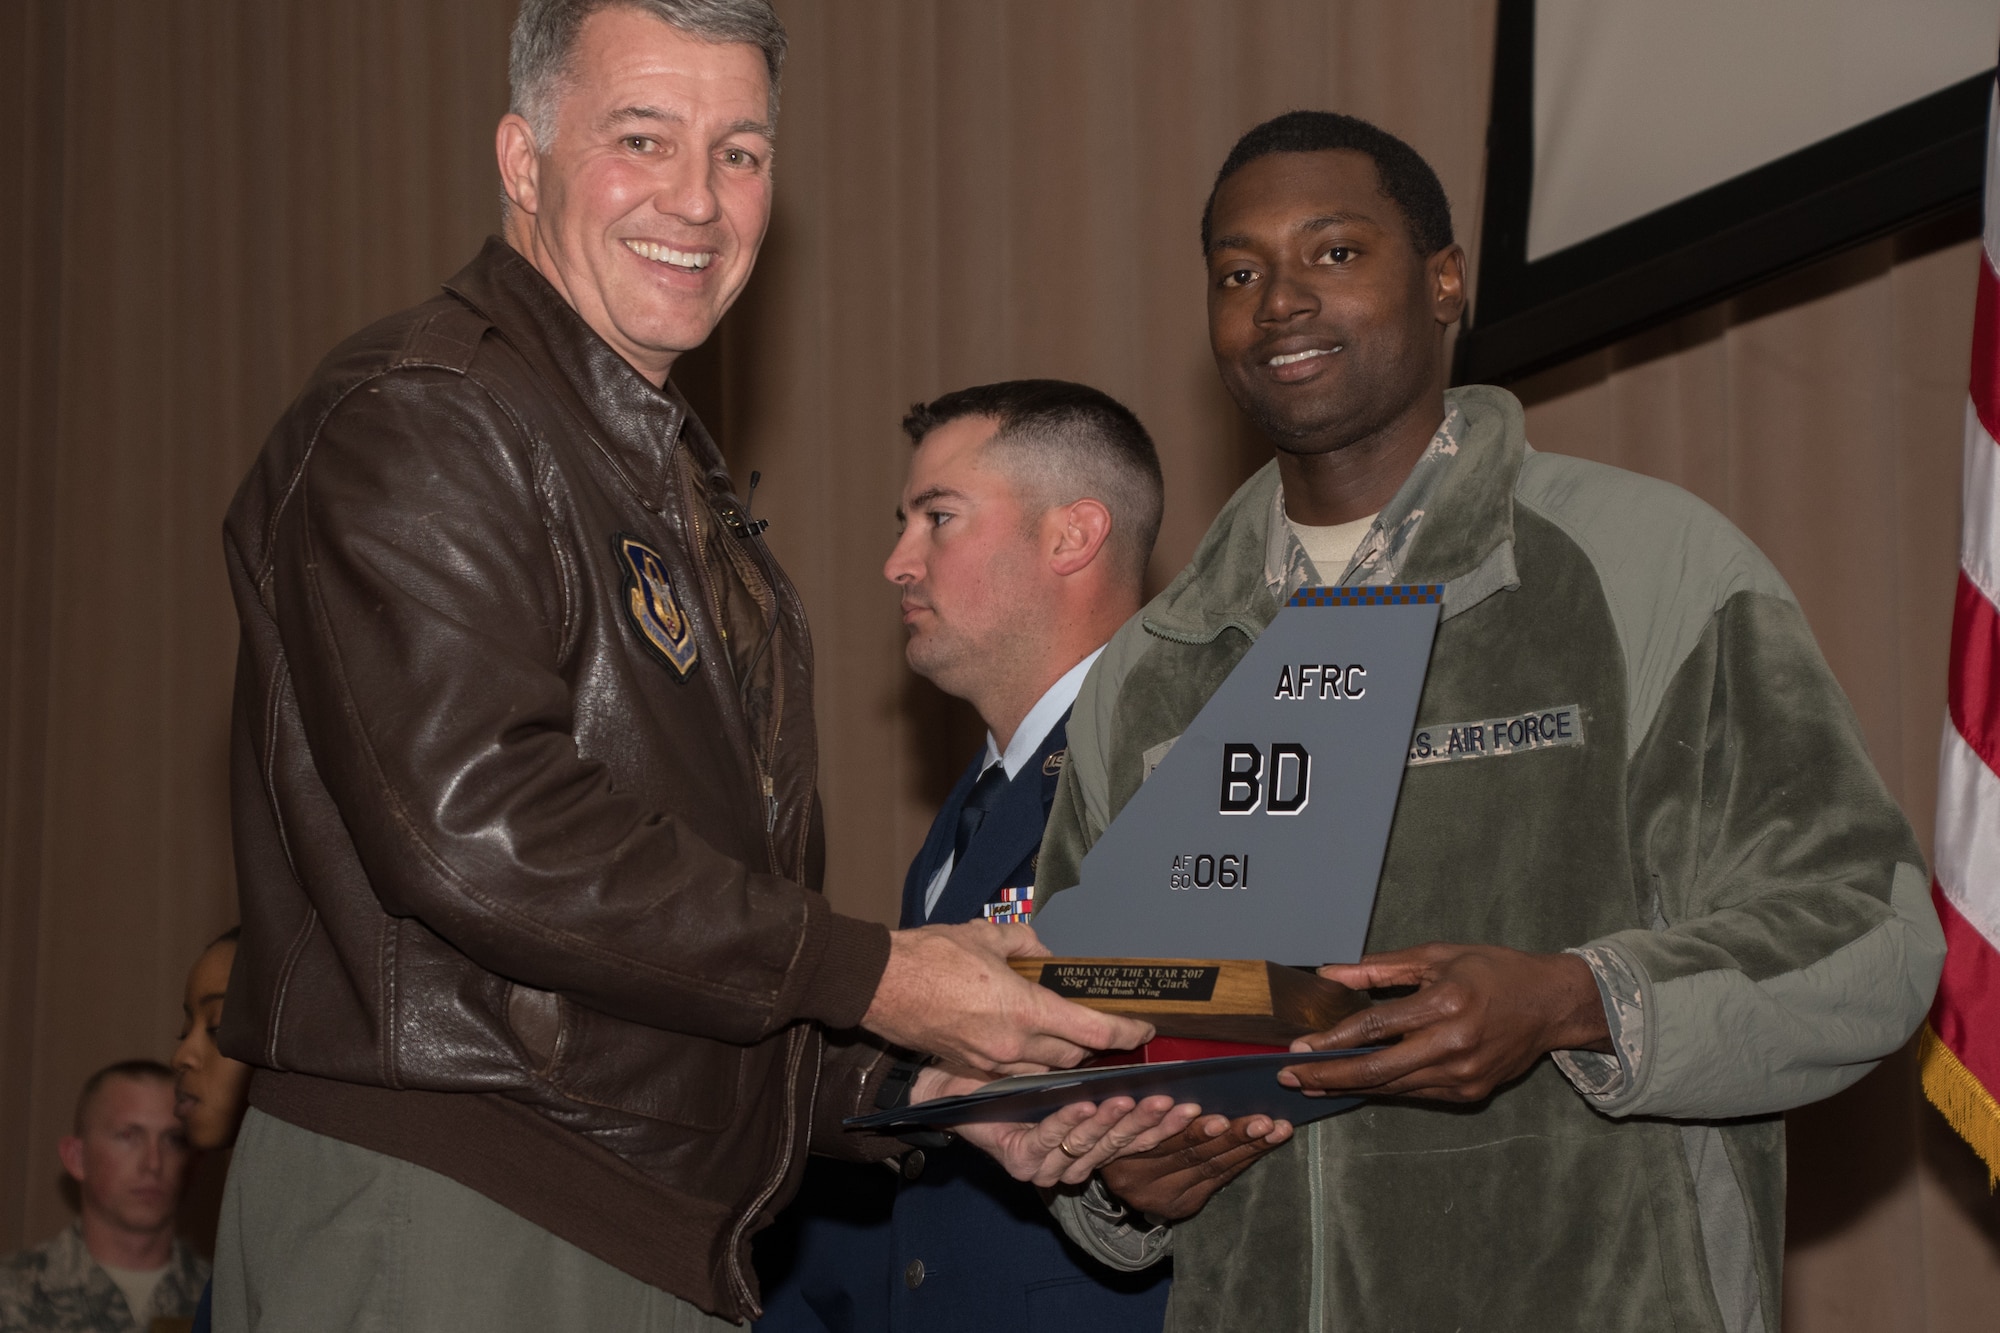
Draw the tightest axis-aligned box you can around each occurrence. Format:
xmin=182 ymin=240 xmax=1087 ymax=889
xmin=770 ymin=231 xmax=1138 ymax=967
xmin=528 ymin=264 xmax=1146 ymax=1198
xmin=1201 ymin=110 xmax=1454 ymax=258
xmin=902 ymin=379 xmax=1164 ymax=583
xmin=73 ymin=1059 xmax=174 ymax=1135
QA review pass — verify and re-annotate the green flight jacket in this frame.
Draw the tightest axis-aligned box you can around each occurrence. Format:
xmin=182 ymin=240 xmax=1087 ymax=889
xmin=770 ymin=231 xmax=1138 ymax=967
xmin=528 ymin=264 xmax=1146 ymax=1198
xmin=1041 ymin=386 xmax=1943 ymax=1333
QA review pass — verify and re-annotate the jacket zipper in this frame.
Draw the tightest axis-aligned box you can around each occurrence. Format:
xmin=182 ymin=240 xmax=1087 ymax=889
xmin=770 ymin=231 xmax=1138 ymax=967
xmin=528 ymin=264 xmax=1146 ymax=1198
xmin=676 ymin=461 xmax=790 ymax=865
xmin=671 ymin=460 xmax=820 ymax=1314
xmin=751 ymin=571 xmax=789 ymax=857
xmin=1142 ymin=614 xmax=1266 ymax=646
xmin=675 ymin=466 xmax=759 ymax=785
xmin=1308 ymin=1124 xmax=1329 ymax=1329
xmin=727 ymin=1021 xmax=815 ymax=1314
xmin=728 ymin=509 xmax=806 ymax=870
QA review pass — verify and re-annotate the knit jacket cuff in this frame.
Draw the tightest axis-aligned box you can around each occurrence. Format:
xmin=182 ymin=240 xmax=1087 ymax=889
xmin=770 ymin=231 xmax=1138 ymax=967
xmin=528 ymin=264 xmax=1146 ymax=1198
xmin=791 ymin=903 xmax=893 ymax=1029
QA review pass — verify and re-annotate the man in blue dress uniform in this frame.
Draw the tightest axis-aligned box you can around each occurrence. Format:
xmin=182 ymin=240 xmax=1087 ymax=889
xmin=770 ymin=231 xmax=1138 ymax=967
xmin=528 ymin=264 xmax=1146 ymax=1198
xmin=757 ymin=379 xmax=1170 ymax=1332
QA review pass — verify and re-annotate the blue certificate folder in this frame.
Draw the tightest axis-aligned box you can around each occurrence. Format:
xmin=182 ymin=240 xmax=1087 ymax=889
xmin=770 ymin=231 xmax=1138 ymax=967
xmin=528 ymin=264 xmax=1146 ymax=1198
xmin=845 ymin=1048 xmax=1378 ymax=1131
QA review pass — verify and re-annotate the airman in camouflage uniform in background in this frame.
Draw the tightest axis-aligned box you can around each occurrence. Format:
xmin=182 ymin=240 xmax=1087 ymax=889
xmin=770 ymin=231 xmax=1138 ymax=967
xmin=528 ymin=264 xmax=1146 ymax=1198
xmin=0 ymin=1222 xmax=206 ymax=1333
xmin=1 ymin=1062 xmax=208 ymax=1332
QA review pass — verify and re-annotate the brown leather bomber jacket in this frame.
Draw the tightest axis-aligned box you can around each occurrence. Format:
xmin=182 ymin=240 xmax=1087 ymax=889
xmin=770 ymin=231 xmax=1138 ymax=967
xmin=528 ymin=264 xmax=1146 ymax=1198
xmin=219 ymin=238 xmax=896 ymax=1319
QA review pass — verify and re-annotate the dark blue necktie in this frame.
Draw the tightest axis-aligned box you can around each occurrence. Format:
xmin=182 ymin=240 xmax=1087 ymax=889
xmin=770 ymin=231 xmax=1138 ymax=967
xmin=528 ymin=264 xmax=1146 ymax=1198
xmin=952 ymin=764 xmax=1009 ymax=868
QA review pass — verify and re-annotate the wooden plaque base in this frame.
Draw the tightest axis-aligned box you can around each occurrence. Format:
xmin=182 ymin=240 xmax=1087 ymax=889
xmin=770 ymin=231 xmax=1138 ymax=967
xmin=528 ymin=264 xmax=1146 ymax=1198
xmin=1008 ymin=957 xmax=1367 ymax=1046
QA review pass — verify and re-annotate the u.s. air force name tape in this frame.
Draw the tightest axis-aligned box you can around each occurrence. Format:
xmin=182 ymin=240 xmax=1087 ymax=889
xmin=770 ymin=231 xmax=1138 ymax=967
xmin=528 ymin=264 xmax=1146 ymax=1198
xmin=1406 ymin=704 xmax=1584 ymax=766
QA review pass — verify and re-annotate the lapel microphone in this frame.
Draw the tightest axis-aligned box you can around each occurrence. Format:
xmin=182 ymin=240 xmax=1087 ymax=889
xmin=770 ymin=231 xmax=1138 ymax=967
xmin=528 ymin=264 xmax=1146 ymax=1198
xmin=716 ymin=470 xmax=769 ymax=540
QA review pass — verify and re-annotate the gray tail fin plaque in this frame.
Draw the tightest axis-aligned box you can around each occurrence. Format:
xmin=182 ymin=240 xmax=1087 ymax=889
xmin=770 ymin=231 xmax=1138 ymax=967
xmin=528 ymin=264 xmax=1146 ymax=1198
xmin=1032 ymin=584 xmax=1441 ymax=967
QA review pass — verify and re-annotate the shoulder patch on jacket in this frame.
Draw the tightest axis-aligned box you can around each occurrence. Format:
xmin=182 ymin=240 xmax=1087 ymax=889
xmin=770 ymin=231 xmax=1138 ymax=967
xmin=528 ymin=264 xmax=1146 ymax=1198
xmin=612 ymin=533 xmax=699 ymax=678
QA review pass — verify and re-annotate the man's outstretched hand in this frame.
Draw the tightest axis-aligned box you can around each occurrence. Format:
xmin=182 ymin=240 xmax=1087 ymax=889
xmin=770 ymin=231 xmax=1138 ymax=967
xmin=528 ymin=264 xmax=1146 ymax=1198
xmin=1280 ymin=943 xmax=1611 ymax=1102
xmin=1098 ymin=1113 xmax=1294 ymax=1220
xmin=862 ymin=921 xmax=1154 ymax=1075
xmin=911 ymin=1065 xmax=1203 ymax=1188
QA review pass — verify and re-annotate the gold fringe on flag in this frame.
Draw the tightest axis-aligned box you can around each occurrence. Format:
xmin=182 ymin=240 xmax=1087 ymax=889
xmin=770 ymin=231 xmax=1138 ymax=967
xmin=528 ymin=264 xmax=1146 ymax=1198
xmin=1919 ymin=1023 xmax=2000 ymax=1188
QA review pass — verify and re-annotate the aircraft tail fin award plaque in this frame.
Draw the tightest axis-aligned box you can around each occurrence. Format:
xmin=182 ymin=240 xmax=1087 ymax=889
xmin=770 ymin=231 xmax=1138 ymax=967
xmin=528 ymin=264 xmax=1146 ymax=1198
xmin=1033 ymin=583 xmax=1441 ymax=959
xmin=849 ymin=585 xmax=1442 ymax=1132
xmin=1025 ymin=583 xmax=1442 ymax=1049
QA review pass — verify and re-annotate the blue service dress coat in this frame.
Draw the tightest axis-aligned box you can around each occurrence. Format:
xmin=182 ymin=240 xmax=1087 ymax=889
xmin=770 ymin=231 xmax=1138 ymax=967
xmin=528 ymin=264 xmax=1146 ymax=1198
xmin=754 ymin=713 xmax=1171 ymax=1333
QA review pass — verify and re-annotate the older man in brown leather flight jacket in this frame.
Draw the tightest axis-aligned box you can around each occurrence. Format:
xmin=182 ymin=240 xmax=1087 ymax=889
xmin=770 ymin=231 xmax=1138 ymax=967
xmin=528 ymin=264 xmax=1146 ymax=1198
xmin=211 ymin=4 xmax=1179 ymax=1330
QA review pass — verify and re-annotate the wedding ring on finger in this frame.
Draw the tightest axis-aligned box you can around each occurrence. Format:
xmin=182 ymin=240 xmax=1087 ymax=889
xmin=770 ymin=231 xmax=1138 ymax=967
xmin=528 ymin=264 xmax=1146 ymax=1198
xmin=1057 ymin=1138 xmax=1087 ymax=1160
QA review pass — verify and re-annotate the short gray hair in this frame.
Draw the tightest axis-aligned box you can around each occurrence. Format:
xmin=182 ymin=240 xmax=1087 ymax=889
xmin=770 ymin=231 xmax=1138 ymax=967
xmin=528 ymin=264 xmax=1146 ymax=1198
xmin=509 ymin=0 xmax=787 ymax=151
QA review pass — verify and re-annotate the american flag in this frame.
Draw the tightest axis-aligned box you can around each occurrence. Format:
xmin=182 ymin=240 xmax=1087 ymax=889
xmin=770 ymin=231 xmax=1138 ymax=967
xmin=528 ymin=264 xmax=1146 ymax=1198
xmin=1922 ymin=69 xmax=2000 ymax=1183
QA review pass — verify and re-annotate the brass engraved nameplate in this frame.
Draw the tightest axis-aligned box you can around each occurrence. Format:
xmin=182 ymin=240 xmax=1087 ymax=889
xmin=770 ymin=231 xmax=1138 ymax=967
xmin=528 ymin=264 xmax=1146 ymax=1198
xmin=1010 ymin=957 xmax=1365 ymax=1045
xmin=1037 ymin=962 xmax=1221 ymax=1003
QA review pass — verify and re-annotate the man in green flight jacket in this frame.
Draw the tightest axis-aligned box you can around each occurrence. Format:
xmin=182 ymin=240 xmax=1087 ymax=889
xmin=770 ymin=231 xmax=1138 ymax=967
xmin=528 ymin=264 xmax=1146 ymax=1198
xmin=1036 ymin=111 xmax=1944 ymax=1333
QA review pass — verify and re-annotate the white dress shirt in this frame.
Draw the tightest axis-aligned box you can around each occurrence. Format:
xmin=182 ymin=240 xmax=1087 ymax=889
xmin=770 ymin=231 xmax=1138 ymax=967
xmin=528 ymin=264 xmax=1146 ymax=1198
xmin=920 ymin=646 xmax=1106 ymax=919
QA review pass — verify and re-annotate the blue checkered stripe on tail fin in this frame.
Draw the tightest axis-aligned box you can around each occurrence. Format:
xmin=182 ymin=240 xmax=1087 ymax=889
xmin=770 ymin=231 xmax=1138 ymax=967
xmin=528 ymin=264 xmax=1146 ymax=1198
xmin=1287 ymin=583 xmax=1444 ymax=607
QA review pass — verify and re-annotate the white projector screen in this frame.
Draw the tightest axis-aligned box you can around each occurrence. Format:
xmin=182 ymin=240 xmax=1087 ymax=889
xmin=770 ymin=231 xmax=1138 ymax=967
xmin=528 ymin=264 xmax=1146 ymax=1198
xmin=1530 ymin=0 xmax=1999 ymax=261
xmin=1460 ymin=0 xmax=1998 ymax=386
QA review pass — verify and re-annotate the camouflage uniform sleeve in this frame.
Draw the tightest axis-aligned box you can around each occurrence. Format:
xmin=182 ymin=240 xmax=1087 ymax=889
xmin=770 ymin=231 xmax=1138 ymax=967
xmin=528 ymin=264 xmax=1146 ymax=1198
xmin=1048 ymin=1178 xmax=1174 ymax=1272
xmin=1553 ymin=942 xmax=1644 ymax=1100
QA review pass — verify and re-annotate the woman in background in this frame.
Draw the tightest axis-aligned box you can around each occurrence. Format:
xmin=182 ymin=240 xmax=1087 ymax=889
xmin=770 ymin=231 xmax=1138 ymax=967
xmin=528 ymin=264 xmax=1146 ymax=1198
xmin=173 ymin=928 xmax=250 ymax=1333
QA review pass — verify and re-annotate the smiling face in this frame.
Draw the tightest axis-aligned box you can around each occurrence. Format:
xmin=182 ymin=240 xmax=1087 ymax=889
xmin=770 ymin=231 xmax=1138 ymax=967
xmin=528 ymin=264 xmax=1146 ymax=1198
xmin=1205 ymin=149 xmax=1463 ymax=456
xmin=58 ymin=1075 xmax=187 ymax=1237
xmin=498 ymin=6 xmax=774 ymax=384
xmin=884 ymin=416 xmax=1051 ymax=704
xmin=172 ymin=941 xmax=251 ymax=1151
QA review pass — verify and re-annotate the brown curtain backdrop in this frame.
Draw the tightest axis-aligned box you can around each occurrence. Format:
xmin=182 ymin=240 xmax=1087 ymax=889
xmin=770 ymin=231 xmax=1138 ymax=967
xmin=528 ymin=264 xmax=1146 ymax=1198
xmin=0 ymin=0 xmax=517 ymax=1258
xmin=2 ymin=2 xmax=1994 ymax=1326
